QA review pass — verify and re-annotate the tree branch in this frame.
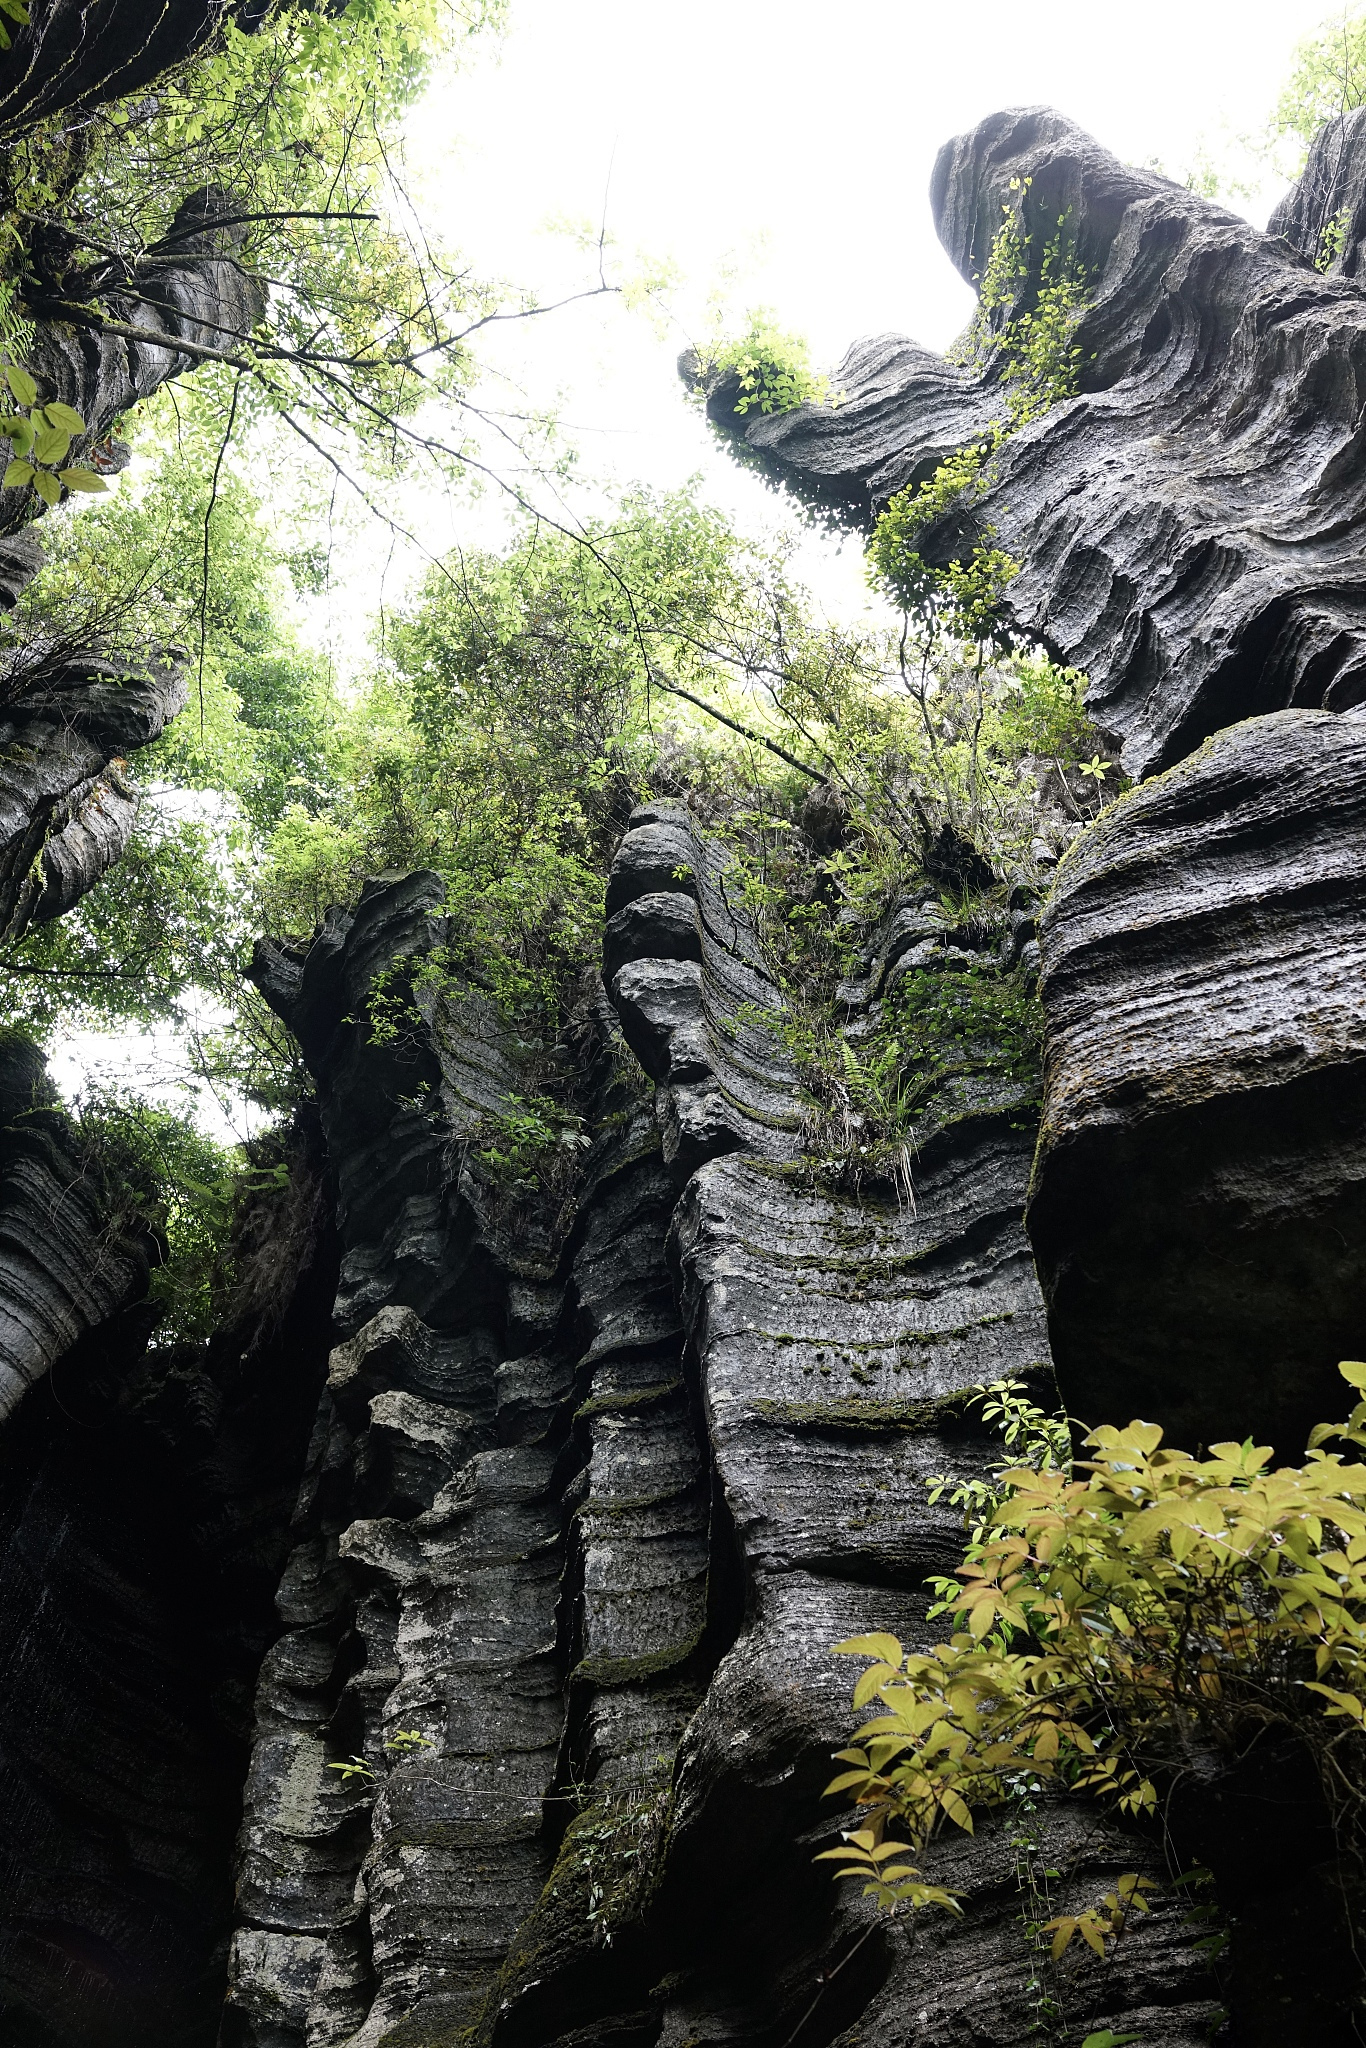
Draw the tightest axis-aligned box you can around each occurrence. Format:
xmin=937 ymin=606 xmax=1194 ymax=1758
xmin=648 ymin=671 xmax=823 ymax=782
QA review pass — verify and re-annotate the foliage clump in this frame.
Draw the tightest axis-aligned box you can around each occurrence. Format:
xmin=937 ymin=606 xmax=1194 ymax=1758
xmin=823 ymin=1367 xmax=1366 ymax=1929
xmin=694 ymin=308 xmax=829 ymax=418
xmin=1273 ymin=7 xmax=1366 ymax=157
xmin=73 ymin=1090 xmax=289 ymax=1345
xmin=868 ymin=189 xmax=1090 ymax=642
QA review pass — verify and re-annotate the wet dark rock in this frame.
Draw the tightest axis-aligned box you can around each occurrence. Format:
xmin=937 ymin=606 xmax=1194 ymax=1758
xmin=0 ymin=1031 xmax=152 ymax=1421
xmin=1269 ymin=101 xmax=1366 ymax=278
xmin=798 ymin=779 xmax=850 ymax=854
xmin=697 ymin=105 xmax=1366 ymax=781
xmin=604 ymin=801 xmax=802 ymax=1174
xmin=0 ymin=537 xmax=43 ymax=612
xmin=0 ymin=649 xmax=187 ymax=945
xmin=14 ymin=81 xmax=1364 ymax=2042
xmin=1030 ymin=707 xmax=1366 ymax=1458
xmin=0 ymin=0 xmax=233 ymax=136
xmin=0 ymin=1110 xmax=341 ymax=2048
xmin=0 ymin=188 xmax=267 ymax=541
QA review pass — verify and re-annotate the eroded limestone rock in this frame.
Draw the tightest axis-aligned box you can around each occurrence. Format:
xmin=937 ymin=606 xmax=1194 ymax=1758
xmin=0 ymin=1032 xmax=152 ymax=1420
xmin=0 ymin=649 xmax=187 ymax=946
xmin=694 ymin=106 xmax=1366 ymax=780
xmin=1030 ymin=707 xmax=1366 ymax=1456
xmin=0 ymin=1109 xmax=340 ymax=2048
xmin=224 ymin=830 xmax=1214 ymax=2048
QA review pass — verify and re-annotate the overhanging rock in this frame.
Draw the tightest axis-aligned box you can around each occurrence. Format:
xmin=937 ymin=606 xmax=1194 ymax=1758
xmin=695 ymin=106 xmax=1366 ymax=780
xmin=1029 ymin=707 xmax=1366 ymax=1456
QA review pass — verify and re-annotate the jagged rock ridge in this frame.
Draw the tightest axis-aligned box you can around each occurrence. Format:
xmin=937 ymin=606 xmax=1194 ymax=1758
xmin=218 ymin=823 xmax=1214 ymax=2048
xmin=696 ymin=105 xmax=1366 ymax=783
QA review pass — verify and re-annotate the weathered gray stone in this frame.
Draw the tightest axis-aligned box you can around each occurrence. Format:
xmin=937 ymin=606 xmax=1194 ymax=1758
xmin=0 ymin=1033 xmax=152 ymax=1419
xmin=1030 ymin=706 xmax=1366 ymax=1456
xmin=216 ymin=819 xmax=1221 ymax=2048
xmin=0 ymin=1109 xmax=340 ymax=2048
xmin=1269 ymin=101 xmax=1366 ymax=278
xmin=0 ymin=0 xmax=232 ymax=137
xmin=0 ymin=651 xmax=186 ymax=946
xmin=695 ymin=106 xmax=1366 ymax=781
xmin=606 ymin=800 xmax=803 ymax=1173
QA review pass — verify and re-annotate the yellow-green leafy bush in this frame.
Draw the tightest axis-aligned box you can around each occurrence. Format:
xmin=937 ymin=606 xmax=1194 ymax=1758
xmin=824 ymin=1365 xmax=1366 ymax=1913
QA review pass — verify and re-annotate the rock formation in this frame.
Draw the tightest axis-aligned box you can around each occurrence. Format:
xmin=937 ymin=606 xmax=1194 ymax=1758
xmin=213 ymin=838 xmax=1215 ymax=2048
xmin=5 ymin=78 xmax=1366 ymax=2048
xmin=0 ymin=184 xmax=268 ymax=541
xmin=0 ymin=7 xmax=269 ymax=937
xmin=694 ymin=106 xmax=1366 ymax=783
xmin=0 ymin=30 xmax=269 ymax=998
xmin=691 ymin=105 xmax=1366 ymax=1477
xmin=0 ymin=0 xmax=240 ymax=140
xmin=1030 ymin=708 xmax=1366 ymax=1459
xmin=0 ymin=647 xmax=187 ymax=945
xmin=0 ymin=1029 xmax=152 ymax=1421
xmin=0 ymin=1089 xmax=340 ymax=2048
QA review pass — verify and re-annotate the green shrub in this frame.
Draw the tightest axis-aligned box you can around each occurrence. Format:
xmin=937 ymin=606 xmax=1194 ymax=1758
xmin=824 ymin=1366 xmax=1366 ymax=1919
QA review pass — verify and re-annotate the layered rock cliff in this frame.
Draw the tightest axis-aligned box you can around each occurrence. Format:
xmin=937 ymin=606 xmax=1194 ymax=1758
xmin=211 ymin=833 xmax=1216 ymax=2048
xmin=3 ymin=82 xmax=1366 ymax=2048
xmin=695 ymin=106 xmax=1366 ymax=782
xmin=0 ymin=1086 xmax=340 ymax=2047
xmin=692 ymin=102 xmax=1366 ymax=1485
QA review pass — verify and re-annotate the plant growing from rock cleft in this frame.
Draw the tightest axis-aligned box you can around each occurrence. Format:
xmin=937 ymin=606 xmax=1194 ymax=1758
xmin=868 ymin=192 xmax=1091 ymax=648
xmin=821 ymin=1363 xmax=1366 ymax=1990
xmin=690 ymin=307 xmax=830 ymax=419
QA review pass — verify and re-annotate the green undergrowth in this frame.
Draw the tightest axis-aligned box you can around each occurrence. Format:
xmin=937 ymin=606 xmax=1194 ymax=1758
xmin=74 ymin=1090 xmax=290 ymax=1345
xmin=884 ymin=958 xmax=1043 ymax=1117
xmin=820 ymin=1371 xmax=1366 ymax=2027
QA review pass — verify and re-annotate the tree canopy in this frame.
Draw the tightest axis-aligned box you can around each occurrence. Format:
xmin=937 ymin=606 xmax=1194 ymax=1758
xmin=1274 ymin=6 xmax=1366 ymax=155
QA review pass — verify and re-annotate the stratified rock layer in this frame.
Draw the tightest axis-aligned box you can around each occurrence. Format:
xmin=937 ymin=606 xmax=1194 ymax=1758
xmin=223 ymin=829 xmax=1214 ymax=2048
xmin=1030 ymin=707 xmax=1366 ymax=1456
xmin=0 ymin=1033 xmax=154 ymax=1420
xmin=698 ymin=106 xmax=1366 ymax=780
xmin=0 ymin=186 xmax=268 ymax=539
xmin=0 ymin=0 xmax=231 ymax=136
xmin=0 ymin=650 xmax=187 ymax=946
xmin=0 ymin=1111 xmax=340 ymax=2048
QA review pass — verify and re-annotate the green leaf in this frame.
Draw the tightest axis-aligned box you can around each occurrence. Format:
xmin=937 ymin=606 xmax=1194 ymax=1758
xmin=0 ymin=416 xmax=33 ymax=455
xmin=58 ymin=466 xmax=108 ymax=493
xmin=1081 ymin=2035 xmax=1142 ymax=2048
xmin=40 ymin=402 xmax=85 ymax=434
xmin=3 ymin=459 xmax=33 ymax=488
xmin=31 ymin=425 xmax=70 ymax=466
xmin=32 ymin=469 xmax=59 ymax=506
xmin=4 ymin=365 xmax=37 ymax=408
xmin=833 ymin=1632 xmax=905 ymax=1665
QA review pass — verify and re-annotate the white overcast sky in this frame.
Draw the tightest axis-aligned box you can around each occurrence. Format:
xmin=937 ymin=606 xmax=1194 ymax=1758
xmin=402 ymin=0 xmax=1339 ymax=569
